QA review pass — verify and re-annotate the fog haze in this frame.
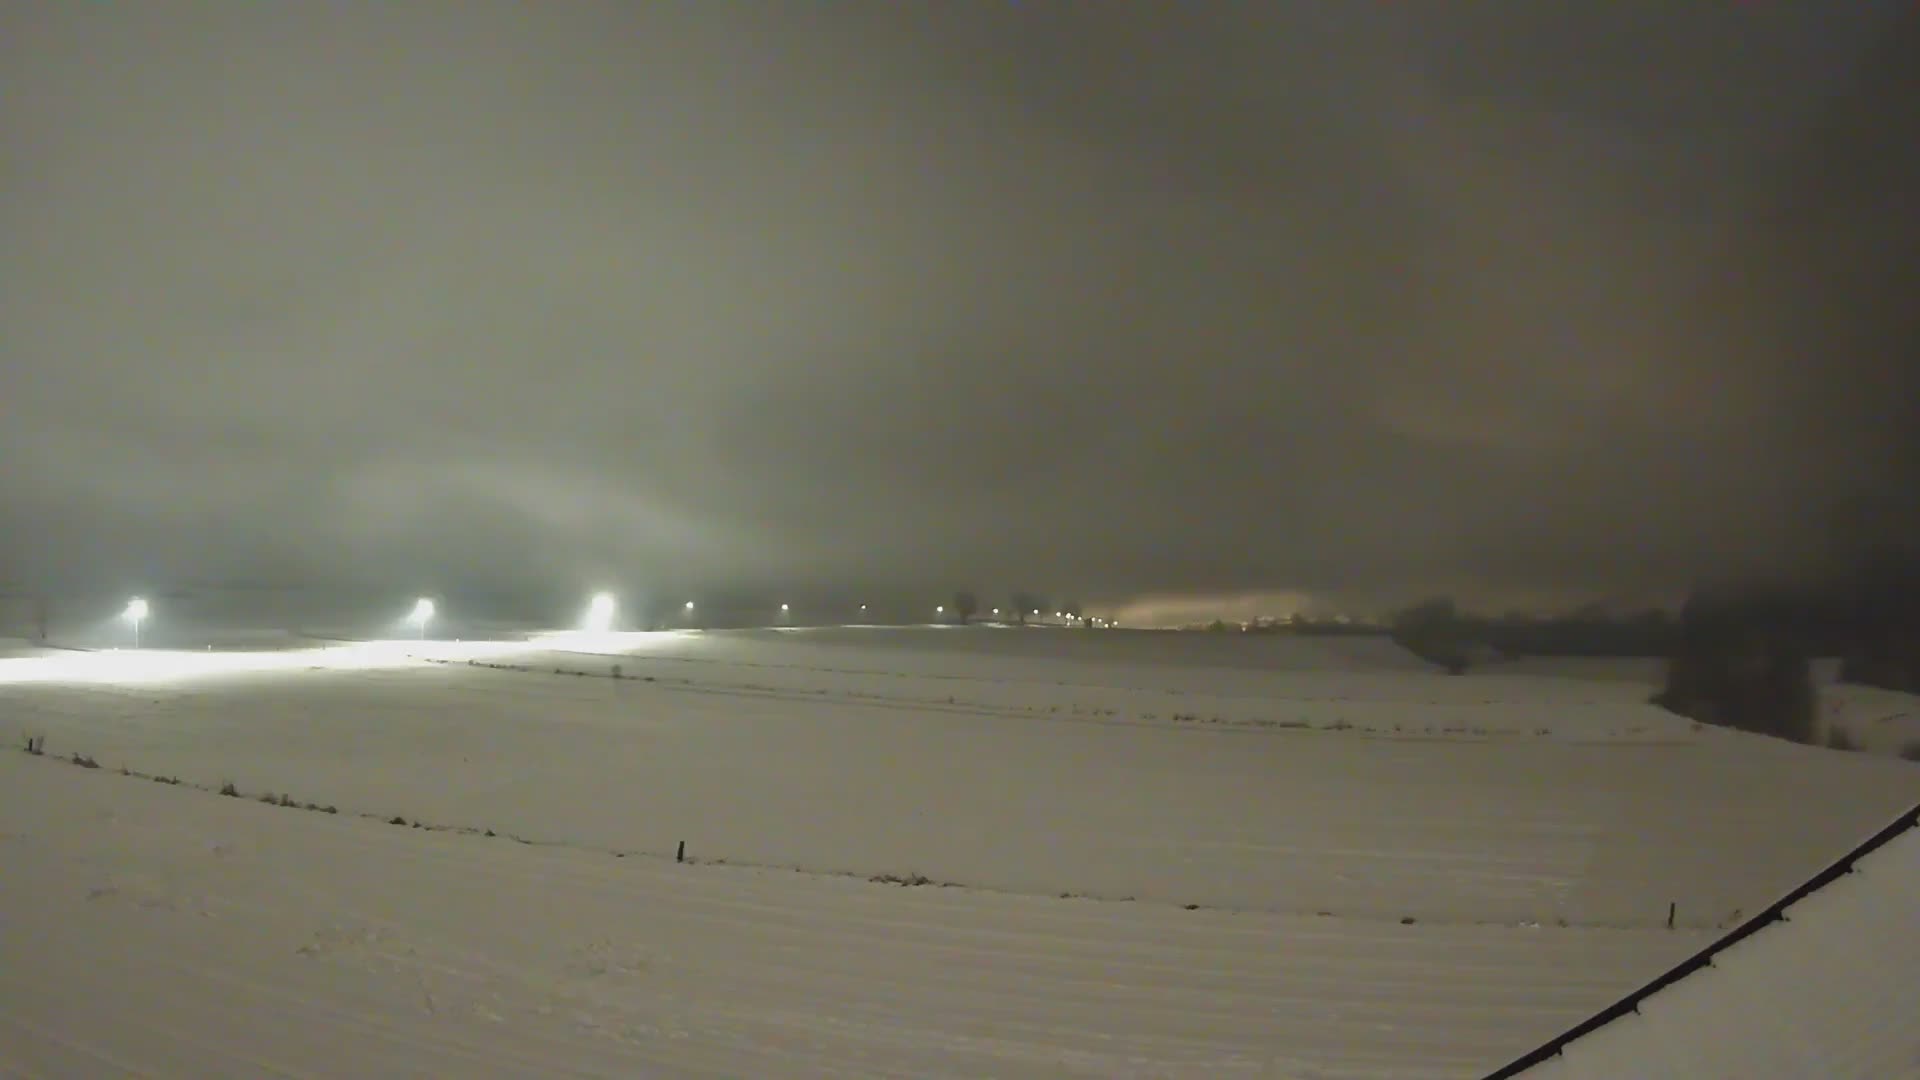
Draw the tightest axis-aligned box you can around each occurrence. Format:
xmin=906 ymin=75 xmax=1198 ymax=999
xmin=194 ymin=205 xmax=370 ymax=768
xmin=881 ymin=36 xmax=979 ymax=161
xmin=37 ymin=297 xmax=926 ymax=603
xmin=5 ymin=3 xmax=1914 ymax=616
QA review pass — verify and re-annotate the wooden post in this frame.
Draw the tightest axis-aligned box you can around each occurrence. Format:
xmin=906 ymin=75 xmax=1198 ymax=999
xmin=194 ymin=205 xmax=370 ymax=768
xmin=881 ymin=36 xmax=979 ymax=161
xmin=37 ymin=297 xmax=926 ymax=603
xmin=676 ymin=840 xmax=686 ymax=864
xmin=1667 ymin=901 xmax=1676 ymax=929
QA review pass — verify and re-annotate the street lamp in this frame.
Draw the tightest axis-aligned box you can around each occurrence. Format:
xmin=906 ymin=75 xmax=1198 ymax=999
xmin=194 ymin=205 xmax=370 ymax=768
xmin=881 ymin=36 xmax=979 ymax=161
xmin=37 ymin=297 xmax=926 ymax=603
xmin=585 ymin=592 xmax=616 ymax=633
xmin=684 ymin=600 xmax=695 ymax=611
xmin=409 ymin=597 xmax=434 ymax=639
xmin=123 ymin=597 xmax=149 ymax=648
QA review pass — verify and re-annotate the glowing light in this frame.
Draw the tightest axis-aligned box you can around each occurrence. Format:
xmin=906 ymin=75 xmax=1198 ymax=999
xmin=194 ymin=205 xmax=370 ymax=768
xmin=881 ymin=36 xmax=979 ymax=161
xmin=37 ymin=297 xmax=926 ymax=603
xmin=584 ymin=592 xmax=617 ymax=632
xmin=781 ymin=603 xmax=790 ymax=612
xmin=407 ymin=597 xmax=435 ymax=640
xmin=0 ymin=638 xmax=542 ymax=689
xmin=936 ymin=605 xmax=944 ymax=614
xmin=684 ymin=600 xmax=695 ymax=611
xmin=123 ymin=596 xmax=150 ymax=648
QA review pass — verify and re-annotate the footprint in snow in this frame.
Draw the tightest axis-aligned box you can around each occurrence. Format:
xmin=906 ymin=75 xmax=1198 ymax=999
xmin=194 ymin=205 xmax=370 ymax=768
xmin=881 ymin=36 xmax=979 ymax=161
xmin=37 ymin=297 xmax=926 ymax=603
xmin=296 ymin=924 xmax=387 ymax=957
xmin=565 ymin=939 xmax=651 ymax=980
xmin=85 ymin=877 xmax=176 ymax=911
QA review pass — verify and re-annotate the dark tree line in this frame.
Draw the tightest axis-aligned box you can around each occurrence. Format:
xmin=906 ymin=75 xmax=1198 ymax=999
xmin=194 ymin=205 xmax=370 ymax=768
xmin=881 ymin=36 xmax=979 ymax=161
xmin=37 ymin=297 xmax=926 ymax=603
xmin=1383 ymin=553 xmax=1919 ymax=745
xmin=1654 ymin=552 xmax=1920 ymax=744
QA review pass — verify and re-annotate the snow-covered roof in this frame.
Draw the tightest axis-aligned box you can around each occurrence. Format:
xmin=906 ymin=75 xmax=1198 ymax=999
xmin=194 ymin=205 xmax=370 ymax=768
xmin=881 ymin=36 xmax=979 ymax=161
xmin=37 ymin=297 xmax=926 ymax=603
xmin=1491 ymin=803 xmax=1920 ymax=1079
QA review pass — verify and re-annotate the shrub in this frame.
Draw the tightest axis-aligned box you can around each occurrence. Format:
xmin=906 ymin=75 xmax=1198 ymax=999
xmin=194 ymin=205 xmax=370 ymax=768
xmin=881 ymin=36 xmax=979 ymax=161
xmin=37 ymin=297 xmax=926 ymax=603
xmin=220 ymin=782 xmax=240 ymax=797
xmin=1825 ymin=726 xmax=1862 ymax=752
xmin=871 ymin=872 xmax=933 ymax=887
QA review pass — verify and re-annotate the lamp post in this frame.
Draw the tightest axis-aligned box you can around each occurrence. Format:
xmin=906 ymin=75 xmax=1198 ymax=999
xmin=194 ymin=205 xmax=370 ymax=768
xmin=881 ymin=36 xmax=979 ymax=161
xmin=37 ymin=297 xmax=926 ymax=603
xmin=409 ymin=597 xmax=434 ymax=640
xmin=585 ymin=592 xmax=616 ymax=633
xmin=124 ymin=597 xmax=149 ymax=649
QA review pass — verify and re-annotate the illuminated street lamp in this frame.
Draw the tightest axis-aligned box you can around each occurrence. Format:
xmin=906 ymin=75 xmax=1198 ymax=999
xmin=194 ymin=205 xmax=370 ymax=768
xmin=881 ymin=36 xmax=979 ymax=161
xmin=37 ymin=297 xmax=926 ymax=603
xmin=585 ymin=592 xmax=616 ymax=632
xmin=409 ymin=597 xmax=434 ymax=639
xmin=684 ymin=600 xmax=695 ymax=611
xmin=124 ymin=597 xmax=149 ymax=648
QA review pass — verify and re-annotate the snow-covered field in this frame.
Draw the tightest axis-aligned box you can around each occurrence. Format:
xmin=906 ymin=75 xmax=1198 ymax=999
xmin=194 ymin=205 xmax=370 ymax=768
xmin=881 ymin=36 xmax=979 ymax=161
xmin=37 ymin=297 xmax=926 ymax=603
xmin=1514 ymin=810 xmax=1920 ymax=1078
xmin=4 ymin=627 xmax=1916 ymax=1077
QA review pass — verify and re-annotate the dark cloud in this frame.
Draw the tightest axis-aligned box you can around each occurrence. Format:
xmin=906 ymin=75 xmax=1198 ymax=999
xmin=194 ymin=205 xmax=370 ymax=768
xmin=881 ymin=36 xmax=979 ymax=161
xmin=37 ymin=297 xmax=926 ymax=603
xmin=3 ymin=3 xmax=1913 ymax=615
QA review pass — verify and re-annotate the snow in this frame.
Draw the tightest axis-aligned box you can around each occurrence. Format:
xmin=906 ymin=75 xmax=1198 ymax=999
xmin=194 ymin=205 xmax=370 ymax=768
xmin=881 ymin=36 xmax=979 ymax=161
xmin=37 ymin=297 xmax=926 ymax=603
xmin=4 ymin=627 xmax=1917 ymax=1076
xmin=1513 ymin=814 xmax=1920 ymax=1079
xmin=1819 ymin=682 xmax=1920 ymax=757
xmin=0 ymin=751 xmax=1703 ymax=1079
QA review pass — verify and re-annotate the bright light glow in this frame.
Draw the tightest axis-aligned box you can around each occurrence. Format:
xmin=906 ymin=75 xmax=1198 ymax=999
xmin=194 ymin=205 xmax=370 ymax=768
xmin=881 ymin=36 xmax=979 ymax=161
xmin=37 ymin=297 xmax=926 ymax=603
xmin=0 ymin=638 xmax=539 ymax=689
xmin=0 ymin=627 xmax=712 ymax=690
xmin=684 ymin=600 xmax=695 ymax=611
xmin=584 ymin=592 xmax=617 ymax=632
xmin=122 ymin=596 xmax=150 ymax=648
xmin=409 ymin=597 xmax=435 ymax=623
xmin=781 ymin=603 xmax=790 ymax=611
xmin=992 ymin=608 xmax=1001 ymax=615
xmin=936 ymin=605 xmax=944 ymax=614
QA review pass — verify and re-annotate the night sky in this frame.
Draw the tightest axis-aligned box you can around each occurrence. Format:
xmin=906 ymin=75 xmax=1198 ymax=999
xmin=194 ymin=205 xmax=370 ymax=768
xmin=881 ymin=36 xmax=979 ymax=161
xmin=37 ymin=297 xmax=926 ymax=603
xmin=4 ymin=4 xmax=1914 ymax=620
